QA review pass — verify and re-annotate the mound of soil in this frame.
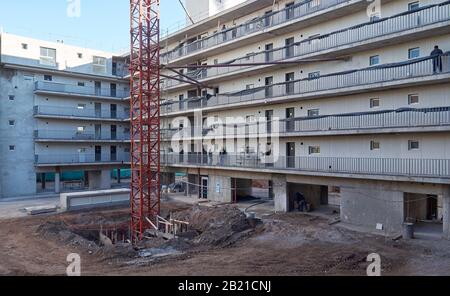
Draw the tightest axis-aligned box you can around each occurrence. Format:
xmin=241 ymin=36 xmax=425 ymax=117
xmin=173 ymin=205 xmax=253 ymax=247
xmin=36 ymin=221 xmax=99 ymax=252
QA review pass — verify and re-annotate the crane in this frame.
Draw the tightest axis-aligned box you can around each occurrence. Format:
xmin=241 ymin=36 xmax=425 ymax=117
xmin=129 ymin=0 xmax=161 ymax=243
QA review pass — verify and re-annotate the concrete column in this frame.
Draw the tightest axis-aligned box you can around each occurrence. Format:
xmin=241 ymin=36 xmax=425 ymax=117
xmin=273 ymin=175 xmax=288 ymax=212
xmin=54 ymin=172 xmax=61 ymax=194
xmin=443 ymin=194 xmax=450 ymax=240
xmin=208 ymin=175 xmax=232 ymax=203
xmin=117 ymin=169 xmax=121 ymax=184
xmin=88 ymin=170 xmax=112 ymax=190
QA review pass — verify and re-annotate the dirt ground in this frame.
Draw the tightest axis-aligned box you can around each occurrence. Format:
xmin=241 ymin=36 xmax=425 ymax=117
xmin=1 ymin=199 xmax=450 ymax=276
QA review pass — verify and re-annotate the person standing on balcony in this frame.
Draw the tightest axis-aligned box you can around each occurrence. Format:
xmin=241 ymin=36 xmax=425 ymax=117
xmin=430 ymin=45 xmax=444 ymax=74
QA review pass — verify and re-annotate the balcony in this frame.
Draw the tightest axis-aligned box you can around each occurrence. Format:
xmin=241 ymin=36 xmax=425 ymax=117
xmin=34 ymin=105 xmax=128 ymax=121
xmin=162 ymin=53 xmax=450 ymax=114
xmin=35 ymin=153 xmax=130 ymax=165
xmin=35 ymin=81 xmax=129 ymax=99
xmin=162 ymin=0 xmax=354 ymax=63
xmin=162 ymin=154 xmax=450 ymax=180
xmin=163 ymin=1 xmax=450 ymax=89
xmin=34 ymin=130 xmax=131 ymax=142
xmin=161 ymin=106 xmax=450 ymax=140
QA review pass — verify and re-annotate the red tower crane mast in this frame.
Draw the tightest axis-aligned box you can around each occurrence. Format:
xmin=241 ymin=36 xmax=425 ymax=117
xmin=129 ymin=0 xmax=161 ymax=243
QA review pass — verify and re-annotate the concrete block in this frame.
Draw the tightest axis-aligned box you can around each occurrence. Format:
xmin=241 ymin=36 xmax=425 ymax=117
xmin=60 ymin=188 xmax=130 ymax=211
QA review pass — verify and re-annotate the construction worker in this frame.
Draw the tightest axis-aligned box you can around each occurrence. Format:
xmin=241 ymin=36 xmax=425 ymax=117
xmin=295 ymin=192 xmax=306 ymax=212
xmin=430 ymin=45 xmax=444 ymax=74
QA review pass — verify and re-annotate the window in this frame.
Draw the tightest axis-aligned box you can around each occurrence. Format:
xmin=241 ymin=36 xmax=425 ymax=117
xmin=307 ymin=109 xmax=319 ymax=117
xmin=370 ymin=141 xmax=380 ymax=150
xmin=93 ymin=56 xmax=107 ymax=73
xmin=78 ymin=148 xmax=87 ymax=153
xmin=246 ymin=84 xmax=254 ymax=90
xmin=78 ymin=82 xmax=85 ymax=87
xmin=369 ymin=55 xmax=380 ymax=66
xmin=309 ymin=146 xmax=321 ymax=154
xmin=40 ymin=47 xmax=56 ymax=66
xmin=77 ymin=126 xmax=86 ymax=132
xmin=308 ymin=71 xmax=320 ymax=79
xmin=8 ymin=95 xmax=15 ymax=101
xmin=21 ymin=43 xmax=28 ymax=50
xmin=44 ymin=75 xmax=53 ymax=81
xmin=408 ymin=47 xmax=420 ymax=59
xmin=370 ymin=98 xmax=380 ymax=108
xmin=408 ymin=140 xmax=420 ymax=150
xmin=9 ymin=145 xmax=15 ymax=151
xmin=77 ymin=104 xmax=86 ymax=109
xmin=24 ymin=74 xmax=34 ymax=81
xmin=408 ymin=1 xmax=420 ymax=11
xmin=77 ymin=53 xmax=83 ymax=59
xmin=408 ymin=94 xmax=419 ymax=105
xmin=8 ymin=120 xmax=15 ymax=126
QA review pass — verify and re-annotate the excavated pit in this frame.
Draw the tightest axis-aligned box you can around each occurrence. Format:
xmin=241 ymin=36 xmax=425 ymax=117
xmin=35 ymin=205 xmax=259 ymax=262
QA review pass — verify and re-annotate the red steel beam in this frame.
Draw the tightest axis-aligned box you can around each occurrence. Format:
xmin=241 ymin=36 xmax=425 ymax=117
xmin=130 ymin=0 xmax=161 ymax=243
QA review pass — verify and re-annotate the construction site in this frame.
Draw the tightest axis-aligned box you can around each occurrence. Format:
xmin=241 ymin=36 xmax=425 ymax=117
xmin=1 ymin=0 xmax=450 ymax=277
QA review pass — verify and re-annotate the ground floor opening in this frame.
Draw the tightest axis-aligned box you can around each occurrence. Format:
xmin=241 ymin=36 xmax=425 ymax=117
xmin=404 ymin=193 xmax=443 ymax=240
xmin=287 ymin=183 xmax=340 ymax=215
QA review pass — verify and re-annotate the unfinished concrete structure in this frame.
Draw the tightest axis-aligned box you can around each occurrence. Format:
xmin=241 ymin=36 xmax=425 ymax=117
xmin=159 ymin=0 xmax=450 ymax=238
xmin=0 ymin=33 xmax=130 ymax=198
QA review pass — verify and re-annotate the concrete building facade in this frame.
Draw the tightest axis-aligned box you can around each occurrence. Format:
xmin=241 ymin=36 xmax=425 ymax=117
xmin=160 ymin=0 xmax=450 ymax=238
xmin=0 ymin=33 xmax=130 ymax=198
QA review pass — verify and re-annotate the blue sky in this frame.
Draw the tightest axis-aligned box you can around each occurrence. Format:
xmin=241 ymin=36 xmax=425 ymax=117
xmin=0 ymin=0 xmax=185 ymax=53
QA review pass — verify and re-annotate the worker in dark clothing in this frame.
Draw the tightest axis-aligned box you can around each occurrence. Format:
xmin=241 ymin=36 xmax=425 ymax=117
xmin=295 ymin=192 xmax=306 ymax=212
xmin=430 ymin=45 xmax=444 ymax=73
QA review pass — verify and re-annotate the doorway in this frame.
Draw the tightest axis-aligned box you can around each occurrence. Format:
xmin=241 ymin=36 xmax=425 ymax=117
xmin=95 ymin=81 xmax=101 ymax=96
xmin=110 ymin=83 xmax=117 ymax=97
xmin=110 ymin=146 xmax=117 ymax=161
xmin=286 ymin=142 xmax=295 ymax=168
xmin=95 ymin=146 xmax=102 ymax=162
xmin=111 ymin=125 xmax=117 ymax=140
xmin=95 ymin=124 xmax=102 ymax=140
xmin=95 ymin=103 xmax=102 ymax=118
xmin=110 ymin=104 xmax=117 ymax=119
xmin=201 ymin=177 xmax=208 ymax=199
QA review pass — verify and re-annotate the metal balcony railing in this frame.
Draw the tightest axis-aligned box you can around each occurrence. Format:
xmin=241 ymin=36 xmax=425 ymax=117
xmin=162 ymin=154 xmax=450 ymax=178
xmin=34 ymin=130 xmax=130 ymax=141
xmin=34 ymin=105 xmax=128 ymax=120
xmin=163 ymin=1 xmax=450 ymax=88
xmin=35 ymin=153 xmax=131 ymax=165
xmin=161 ymin=0 xmax=350 ymax=62
xmin=160 ymin=106 xmax=450 ymax=140
xmin=35 ymin=81 xmax=129 ymax=99
xmin=161 ymin=53 xmax=450 ymax=114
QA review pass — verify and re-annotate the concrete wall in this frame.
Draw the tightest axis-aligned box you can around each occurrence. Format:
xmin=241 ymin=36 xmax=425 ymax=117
xmin=341 ymin=186 xmax=404 ymax=234
xmin=0 ymin=68 xmax=37 ymax=198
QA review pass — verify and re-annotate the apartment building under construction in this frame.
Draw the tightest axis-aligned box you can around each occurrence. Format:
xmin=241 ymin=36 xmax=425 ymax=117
xmin=159 ymin=0 xmax=450 ymax=238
